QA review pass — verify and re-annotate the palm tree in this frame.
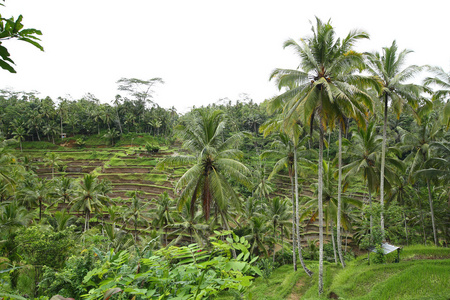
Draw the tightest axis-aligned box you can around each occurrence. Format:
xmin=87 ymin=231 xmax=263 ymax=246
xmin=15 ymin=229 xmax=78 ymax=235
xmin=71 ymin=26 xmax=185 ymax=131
xmin=303 ymin=160 xmax=363 ymax=262
xmin=152 ymin=191 xmax=175 ymax=246
xmin=343 ymin=122 xmax=381 ymax=239
xmin=263 ymin=196 xmax=291 ymax=263
xmin=20 ymin=177 xmax=51 ymax=221
xmin=270 ymin=17 xmax=372 ymax=293
xmin=44 ymin=152 xmax=64 ymax=179
xmin=157 ymin=109 xmax=251 ymax=223
xmin=399 ymin=109 xmax=442 ymax=245
xmin=11 ymin=127 xmax=26 ymax=152
xmin=122 ymin=190 xmax=151 ymax=242
xmin=260 ymin=122 xmax=313 ymax=274
xmin=365 ymin=40 xmax=423 ymax=238
xmin=167 ymin=201 xmax=209 ymax=246
xmin=46 ymin=209 xmax=76 ymax=232
xmin=51 ymin=176 xmax=76 ymax=204
xmin=71 ymin=174 xmax=109 ymax=231
xmin=423 ymin=66 xmax=450 ymax=130
xmin=0 ymin=200 xmax=33 ymax=238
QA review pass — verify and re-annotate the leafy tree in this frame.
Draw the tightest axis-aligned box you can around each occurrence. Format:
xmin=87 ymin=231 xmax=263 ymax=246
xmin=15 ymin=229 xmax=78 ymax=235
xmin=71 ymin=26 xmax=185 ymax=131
xmin=0 ymin=5 xmax=43 ymax=73
xmin=14 ymin=225 xmax=75 ymax=270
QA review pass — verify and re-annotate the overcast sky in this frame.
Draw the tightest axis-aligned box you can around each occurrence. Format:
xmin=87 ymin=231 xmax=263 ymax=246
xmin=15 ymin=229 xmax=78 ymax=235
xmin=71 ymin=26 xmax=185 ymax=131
xmin=2 ymin=1 xmax=449 ymax=113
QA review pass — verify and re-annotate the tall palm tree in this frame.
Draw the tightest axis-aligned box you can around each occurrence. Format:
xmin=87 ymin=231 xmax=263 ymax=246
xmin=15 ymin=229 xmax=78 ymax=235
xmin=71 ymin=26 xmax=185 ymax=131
xmin=399 ymin=108 xmax=442 ymax=245
xmin=260 ymin=120 xmax=313 ymax=274
xmin=270 ymin=18 xmax=372 ymax=293
xmin=343 ymin=122 xmax=382 ymax=239
xmin=157 ymin=109 xmax=251 ymax=223
xmin=365 ymin=41 xmax=423 ymax=238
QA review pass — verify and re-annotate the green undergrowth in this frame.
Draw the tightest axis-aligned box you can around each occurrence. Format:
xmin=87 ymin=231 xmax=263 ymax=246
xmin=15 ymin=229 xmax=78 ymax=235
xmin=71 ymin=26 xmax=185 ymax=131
xmin=219 ymin=263 xmax=314 ymax=300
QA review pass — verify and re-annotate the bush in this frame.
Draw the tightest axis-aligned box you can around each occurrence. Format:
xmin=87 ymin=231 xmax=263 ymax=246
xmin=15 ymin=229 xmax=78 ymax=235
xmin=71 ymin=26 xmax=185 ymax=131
xmin=145 ymin=142 xmax=160 ymax=153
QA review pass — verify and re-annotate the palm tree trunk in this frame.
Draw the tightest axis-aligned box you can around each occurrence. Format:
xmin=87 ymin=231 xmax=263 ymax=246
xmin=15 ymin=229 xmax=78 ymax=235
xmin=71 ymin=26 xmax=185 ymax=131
xmin=337 ymin=123 xmax=345 ymax=268
xmin=426 ymin=179 xmax=437 ymax=246
xmin=380 ymin=94 xmax=388 ymax=240
xmin=318 ymin=123 xmax=324 ymax=295
xmin=294 ymin=146 xmax=312 ymax=277
xmin=331 ymin=220 xmax=338 ymax=264
xmin=368 ymin=187 xmax=373 ymax=243
xmin=273 ymin=222 xmax=277 ymax=263
xmin=289 ymin=169 xmax=297 ymax=271
xmin=403 ymin=212 xmax=408 ymax=246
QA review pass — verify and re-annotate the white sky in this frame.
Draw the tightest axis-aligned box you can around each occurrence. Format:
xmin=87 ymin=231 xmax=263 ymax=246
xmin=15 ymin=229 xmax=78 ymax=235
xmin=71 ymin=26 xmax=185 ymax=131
xmin=1 ymin=1 xmax=449 ymax=113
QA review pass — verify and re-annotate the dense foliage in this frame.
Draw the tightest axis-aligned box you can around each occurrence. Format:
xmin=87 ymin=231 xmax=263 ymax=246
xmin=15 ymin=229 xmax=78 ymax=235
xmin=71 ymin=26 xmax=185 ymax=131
xmin=0 ymin=15 xmax=449 ymax=300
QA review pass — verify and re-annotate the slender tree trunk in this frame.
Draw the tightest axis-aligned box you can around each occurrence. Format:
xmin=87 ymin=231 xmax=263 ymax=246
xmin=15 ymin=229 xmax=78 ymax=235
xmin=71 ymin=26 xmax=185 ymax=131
xmin=39 ymin=199 xmax=42 ymax=221
xmin=380 ymin=94 xmax=388 ymax=240
xmin=368 ymin=188 xmax=373 ymax=243
xmin=403 ymin=212 xmax=408 ymax=246
xmin=116 ymin=109 xmax=123 ymax=134
xmin=318 ymin=123 xmax=324 ymax=295
xmin=419 ymin=201 xmax=427 ymax=244
xmin=427 ymin=179 xmax=438 ymax=246
xmin=294 ymin=146 xmax=312 ymax=277
xmin=289 ymin=169 xmax=297 ymax=271
xmin=280 ymin=224 xmax=284 ymax=264
xmin=273 ymin=222 xmax=277 ymax=263
xmin=337 ymin=124 xmax=345 ymax=268
xmin=36 ymin=128 xmax=41 ymax=141
xmin=331 ymin=220 xmax=338 ymax=264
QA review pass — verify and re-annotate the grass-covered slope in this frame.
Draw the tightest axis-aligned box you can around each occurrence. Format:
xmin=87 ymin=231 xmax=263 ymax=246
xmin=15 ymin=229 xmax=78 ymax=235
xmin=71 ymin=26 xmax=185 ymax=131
xmin=223 ymin=245 xmax=450 ymax=300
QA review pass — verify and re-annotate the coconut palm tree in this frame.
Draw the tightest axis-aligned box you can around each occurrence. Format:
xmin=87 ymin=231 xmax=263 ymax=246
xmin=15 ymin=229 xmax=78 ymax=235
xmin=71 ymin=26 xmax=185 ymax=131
xmin=270 ymin=17 xmax=373 ymax=293
xmin=11 ymin=127 xmax=26 ymax=152
xmin=260 ymin=121 xmax=313 ymax=274
xmin=167 ymin=201 xmax=209 ymax=246
xmin=157 ymin=109 xmax=251 ymax=223
xmin=51 ymin=176 xmax=76 ymax=204
xmin=303 ymin=160 xmax=363 ymax=262
xmin=71 ymin=174 xmax=109 ymax=231
xmin=399 ymin=108 xmax=443 ymax=245
xmin=365 ymin=40 xmax=424 ymax=238
xmin=152 ymin=191 xmax=175 ymax=245
xmin=123 ymin=190 xmax=151 ymax=242
xmin=46 ymin=209 xmax=76 ymax=232
xmin=44 ymin=152 xmax=64 ymax=179
xmin=263 ymin=196 xmax=292 ymax=263
xmin=423 ymin=66 xmax=450 ymax=130
xmin=20 ymin=177 xmax=51 ymax=221
xmin=343 ymin=122 xmax=382 ymax=239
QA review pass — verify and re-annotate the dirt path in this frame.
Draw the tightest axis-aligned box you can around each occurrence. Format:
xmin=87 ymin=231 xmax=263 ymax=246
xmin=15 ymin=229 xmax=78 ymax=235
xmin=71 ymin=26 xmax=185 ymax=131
xmin=286 ymin=278 xmax=305 ymax=300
